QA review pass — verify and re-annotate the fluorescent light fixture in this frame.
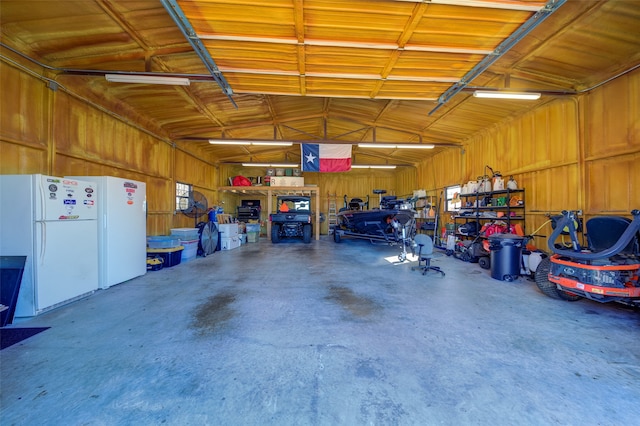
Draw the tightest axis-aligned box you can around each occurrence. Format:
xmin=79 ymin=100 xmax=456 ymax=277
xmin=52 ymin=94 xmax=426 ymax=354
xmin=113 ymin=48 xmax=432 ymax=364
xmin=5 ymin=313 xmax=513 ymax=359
xmin=105 ymin=74 xmax=190 ymax=86
xmin=251 ymin=142 xmax=293 ymax=146
xmin=473 ymin=90 xmax=541 ymax=100
xmin=209 ymin=140 xmax=293 ymax=146
xmin=241 ymin=163 xmax=299 ymax=168
xmin=358 ymin=143 xmax=435 ymax=149
xmin=351 ymin=165 xmax=397 ymax=169
xmin=358 ymin=143 xmax=397 ymax=149
xmin=396 ymin=144 xmax=435 ymax=149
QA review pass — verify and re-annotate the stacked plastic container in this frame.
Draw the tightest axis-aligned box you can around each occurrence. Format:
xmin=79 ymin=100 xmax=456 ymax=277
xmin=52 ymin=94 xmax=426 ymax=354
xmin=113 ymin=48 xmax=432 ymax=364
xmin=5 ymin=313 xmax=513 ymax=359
xmin=146 ymin=236 xmax=183 ymax=267
xmin=170 ymin=228 xmax=200 ymax=262
xmin=246 ymin=223 xmax=260 ymax=243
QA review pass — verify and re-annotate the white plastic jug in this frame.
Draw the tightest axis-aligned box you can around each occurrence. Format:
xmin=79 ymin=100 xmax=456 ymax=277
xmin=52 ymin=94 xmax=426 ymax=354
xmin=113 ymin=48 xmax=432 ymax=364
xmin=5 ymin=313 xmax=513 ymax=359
xmin=493 ymin=173 xmax=504 ymax=191
xmin=480 ymin=175 xmax=492 ymax=193
xmin=528 ymin=252 xmax=544 ymax=273
xmin=507 ymin=176 xmax=518 ymax=190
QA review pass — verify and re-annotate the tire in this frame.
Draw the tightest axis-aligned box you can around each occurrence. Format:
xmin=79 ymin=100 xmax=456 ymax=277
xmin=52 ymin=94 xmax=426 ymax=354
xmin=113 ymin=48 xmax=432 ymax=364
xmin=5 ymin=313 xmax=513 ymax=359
xmin=303 ymin=224 xmax=312 ymax=243
xmin=334 ymin=230 xmax=341 ymax=243
xmin=534 ymin=257 xmax=562 ymax=299
xmin=271 ymin=223 xmax=281 ymax=244
xmin=478 ymin=256 xmax=490 ymax=270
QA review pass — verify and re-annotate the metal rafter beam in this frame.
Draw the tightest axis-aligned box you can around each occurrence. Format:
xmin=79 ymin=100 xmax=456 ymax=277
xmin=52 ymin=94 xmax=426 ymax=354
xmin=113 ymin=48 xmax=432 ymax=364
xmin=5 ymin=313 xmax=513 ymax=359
xmin=429 ymin=0 xmax=567 ymax=115
xmin=160 ymin=0 xmax=236 ymax=106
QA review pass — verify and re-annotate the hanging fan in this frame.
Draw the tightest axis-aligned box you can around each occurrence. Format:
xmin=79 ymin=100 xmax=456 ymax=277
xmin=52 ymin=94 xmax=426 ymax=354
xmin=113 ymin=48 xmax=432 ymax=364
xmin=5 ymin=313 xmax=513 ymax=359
xmin=180 ymin=191 xmax=209 ymax=227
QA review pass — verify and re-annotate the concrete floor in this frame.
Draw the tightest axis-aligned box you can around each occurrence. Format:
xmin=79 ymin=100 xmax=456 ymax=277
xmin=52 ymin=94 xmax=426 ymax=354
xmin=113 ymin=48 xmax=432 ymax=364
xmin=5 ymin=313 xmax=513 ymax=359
xmin=1 ymin=235 xmax=639 ymax=425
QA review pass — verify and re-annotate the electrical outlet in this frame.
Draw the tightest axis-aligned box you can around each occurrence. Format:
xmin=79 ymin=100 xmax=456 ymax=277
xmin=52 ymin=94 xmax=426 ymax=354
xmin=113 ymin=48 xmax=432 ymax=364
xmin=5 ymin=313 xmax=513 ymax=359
xmin=576 ymin=210 xmax=583 ymax=216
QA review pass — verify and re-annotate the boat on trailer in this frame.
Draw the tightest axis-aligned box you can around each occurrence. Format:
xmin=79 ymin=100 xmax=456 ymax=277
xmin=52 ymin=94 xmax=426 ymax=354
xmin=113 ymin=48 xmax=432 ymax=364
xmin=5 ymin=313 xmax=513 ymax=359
xmin=333 ymin=190 xmax=416 ymax=260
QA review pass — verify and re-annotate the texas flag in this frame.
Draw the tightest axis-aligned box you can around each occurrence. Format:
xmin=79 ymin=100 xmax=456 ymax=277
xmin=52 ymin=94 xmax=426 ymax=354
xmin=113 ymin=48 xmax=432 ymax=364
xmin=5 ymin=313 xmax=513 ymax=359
xmin=301 ymin=144 xmax=352 ymax=172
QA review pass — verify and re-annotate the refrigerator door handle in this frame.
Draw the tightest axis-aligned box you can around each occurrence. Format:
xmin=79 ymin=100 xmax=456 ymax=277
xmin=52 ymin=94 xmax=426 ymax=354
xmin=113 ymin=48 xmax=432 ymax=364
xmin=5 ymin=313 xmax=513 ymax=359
xmin=38 ymin=221 xmax=46 ymax=264
xmin=37 ymin=176 xmax=46 ymax=220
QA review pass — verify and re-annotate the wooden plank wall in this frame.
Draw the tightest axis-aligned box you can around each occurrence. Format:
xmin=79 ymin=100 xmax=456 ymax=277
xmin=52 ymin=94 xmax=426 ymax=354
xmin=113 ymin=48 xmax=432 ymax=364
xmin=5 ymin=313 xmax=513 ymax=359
xmin=217 ymin=165 xmax=412 ymax=234
xmin=2 ymin=58 xmax=638 ymax=244
xmin=0 ymin=59 xmax=220 ymax=236
xmin=415 ymin=68 xmax=640 ymax=249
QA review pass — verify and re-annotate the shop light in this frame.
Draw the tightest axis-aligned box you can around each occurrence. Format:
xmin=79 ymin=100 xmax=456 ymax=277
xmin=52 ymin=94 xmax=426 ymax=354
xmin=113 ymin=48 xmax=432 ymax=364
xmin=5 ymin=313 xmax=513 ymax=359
xmin=473 ymin=91 xmax=541 ymax=100
xmin=358 ymin=143 xmax=435 ymax=149
xmin=241 ymin=163 xmax=299 ymax=168
xmin=351 ymin=165 xmax=397 ymax=169
xmin=210 ymin=140 xmax=293 ymax=146
xmin=105 ymin=74 xmax=190 ymax=86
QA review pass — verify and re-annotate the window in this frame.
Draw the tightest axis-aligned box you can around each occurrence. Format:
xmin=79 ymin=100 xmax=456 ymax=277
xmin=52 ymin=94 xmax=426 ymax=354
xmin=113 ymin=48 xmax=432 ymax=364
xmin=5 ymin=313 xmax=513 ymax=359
xmin=445 ymin=184 xmax=461 ymax=212
xmin=295 ymin=200 xmax=310 ymax=211
xmin=176 ymin=182 xmax=192 ymax=211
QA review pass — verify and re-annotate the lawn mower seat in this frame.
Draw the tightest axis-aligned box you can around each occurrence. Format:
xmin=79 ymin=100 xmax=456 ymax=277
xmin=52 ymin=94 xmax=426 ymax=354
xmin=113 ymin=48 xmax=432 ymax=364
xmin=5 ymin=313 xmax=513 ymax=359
xmin=586 ymin=216 xmax=638 ymax=255
xmin=411 ymin=234 xmax=445 ymax=277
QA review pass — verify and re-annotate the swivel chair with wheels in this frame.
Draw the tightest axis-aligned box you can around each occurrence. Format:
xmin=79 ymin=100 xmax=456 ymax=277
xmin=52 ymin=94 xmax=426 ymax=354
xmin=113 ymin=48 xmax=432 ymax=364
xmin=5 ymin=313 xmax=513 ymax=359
xmin=412 ymin=234 xmax=445 ymax=277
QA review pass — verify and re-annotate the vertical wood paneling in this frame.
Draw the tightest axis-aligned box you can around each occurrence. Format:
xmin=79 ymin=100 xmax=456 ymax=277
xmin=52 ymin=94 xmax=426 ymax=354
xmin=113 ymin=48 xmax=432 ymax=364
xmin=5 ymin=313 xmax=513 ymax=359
xmin=587 ymin=154 xmax=640 ymax=213
xmin=585 ymin=71 xmax=640 ymax=159
xmin=2 ymin=61 xmax=639 ymax=239
xmin=0 ymin=143 xmax=47 ymax=174
xmin=0 ymin=63 xmax=47 ymax=147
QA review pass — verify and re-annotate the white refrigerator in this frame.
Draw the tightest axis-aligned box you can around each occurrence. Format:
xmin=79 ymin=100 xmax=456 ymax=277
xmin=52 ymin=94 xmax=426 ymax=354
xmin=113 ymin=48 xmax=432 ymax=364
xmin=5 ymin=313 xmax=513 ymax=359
xmin=67 ymin=176 xmax=147 ymax=289
xmin=0 ymin=174 xmax=99 ymax=317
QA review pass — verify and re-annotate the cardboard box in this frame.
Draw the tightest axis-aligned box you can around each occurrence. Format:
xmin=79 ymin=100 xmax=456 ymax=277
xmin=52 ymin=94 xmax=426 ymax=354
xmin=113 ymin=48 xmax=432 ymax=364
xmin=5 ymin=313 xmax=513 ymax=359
xmin=221 ymin=236 xmax=241 ymax=250
xmin=269 ymin=176 xmax=305 ymax=187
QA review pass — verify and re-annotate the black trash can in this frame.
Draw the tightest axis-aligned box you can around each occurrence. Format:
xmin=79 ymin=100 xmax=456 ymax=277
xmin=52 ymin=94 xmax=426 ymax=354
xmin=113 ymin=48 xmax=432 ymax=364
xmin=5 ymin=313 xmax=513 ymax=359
xmin=489 ymin=233 xmax=525 ymax=281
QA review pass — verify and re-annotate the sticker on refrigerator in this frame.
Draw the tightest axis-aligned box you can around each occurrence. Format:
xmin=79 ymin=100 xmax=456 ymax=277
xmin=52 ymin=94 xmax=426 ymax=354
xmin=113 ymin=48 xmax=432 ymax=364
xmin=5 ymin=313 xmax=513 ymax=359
xmin=64 ymin=199 xmax=77 ymax=205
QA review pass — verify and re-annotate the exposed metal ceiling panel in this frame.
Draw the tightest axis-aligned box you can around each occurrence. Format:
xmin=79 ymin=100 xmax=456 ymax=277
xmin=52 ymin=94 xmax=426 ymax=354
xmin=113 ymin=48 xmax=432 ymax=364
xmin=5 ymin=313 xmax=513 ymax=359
xmin=1 ymin=0 xmax=639 ymax=166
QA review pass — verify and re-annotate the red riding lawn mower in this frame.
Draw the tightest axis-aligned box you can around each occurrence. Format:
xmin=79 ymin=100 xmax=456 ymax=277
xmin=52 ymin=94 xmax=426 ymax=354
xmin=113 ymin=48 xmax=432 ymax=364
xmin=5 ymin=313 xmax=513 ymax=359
xmin=535 ymin=210 xmax=640 ymax=307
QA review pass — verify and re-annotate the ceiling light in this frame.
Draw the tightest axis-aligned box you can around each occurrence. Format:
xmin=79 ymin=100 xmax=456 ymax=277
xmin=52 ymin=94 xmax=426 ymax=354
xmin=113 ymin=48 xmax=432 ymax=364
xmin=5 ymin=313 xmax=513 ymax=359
xmin=251 ymin=142 xmax=293 ymax=146
xmin=209 ymin=140 xmax=293 ymax=146
xmin=358 ymin=143 xmax=435 ymax=149
xmin=351 ymin=165 xmax=397 ymax=169
xmin=241 ymin=163 xmax=299 ymax=168
xmin=105 ymin=74 xmax=190 ymax=86
xmin=395 ymin=144 xmax=435 ymax=149
xmin=473 ymin=91 xmax=541 ymax=100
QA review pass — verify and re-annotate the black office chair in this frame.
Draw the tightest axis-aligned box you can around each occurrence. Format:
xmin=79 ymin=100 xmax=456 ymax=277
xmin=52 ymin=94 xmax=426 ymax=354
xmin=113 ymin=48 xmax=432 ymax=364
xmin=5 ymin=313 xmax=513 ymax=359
xmin=412 ymin=234 xmax=445 ymax=277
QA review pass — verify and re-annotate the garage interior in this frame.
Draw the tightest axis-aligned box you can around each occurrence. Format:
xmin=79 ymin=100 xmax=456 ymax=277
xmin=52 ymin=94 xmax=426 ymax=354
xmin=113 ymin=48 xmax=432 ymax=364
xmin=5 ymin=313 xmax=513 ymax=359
xmin=1 ymin=0 xmax=639 ymax=424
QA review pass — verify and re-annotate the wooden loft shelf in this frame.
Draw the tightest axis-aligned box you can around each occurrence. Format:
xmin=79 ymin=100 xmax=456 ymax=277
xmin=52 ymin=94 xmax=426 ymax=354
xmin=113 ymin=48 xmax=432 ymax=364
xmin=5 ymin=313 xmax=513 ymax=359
xmin=217 ymin=186 xmax=318 ymax=196
xmin=217 ymin=186 xmax=321 ymax=240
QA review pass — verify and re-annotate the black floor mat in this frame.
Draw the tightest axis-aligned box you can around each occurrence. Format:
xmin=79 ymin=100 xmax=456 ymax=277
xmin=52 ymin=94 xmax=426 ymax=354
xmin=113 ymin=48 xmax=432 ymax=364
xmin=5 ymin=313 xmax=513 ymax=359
xmin=0 ymin=327 xmax=50 ymax=350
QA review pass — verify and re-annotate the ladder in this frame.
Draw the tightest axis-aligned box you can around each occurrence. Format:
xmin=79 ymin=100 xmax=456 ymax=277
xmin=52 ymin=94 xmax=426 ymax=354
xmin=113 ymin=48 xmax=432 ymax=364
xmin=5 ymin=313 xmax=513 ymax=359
xmin=327 ymin=193 xmax=338 ymax=234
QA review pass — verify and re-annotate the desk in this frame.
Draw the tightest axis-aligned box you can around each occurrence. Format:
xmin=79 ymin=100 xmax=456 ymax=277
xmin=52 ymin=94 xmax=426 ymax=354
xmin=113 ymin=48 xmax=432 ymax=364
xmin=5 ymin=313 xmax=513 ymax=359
xmin=217 ymin=186 xmax=321 ymax=241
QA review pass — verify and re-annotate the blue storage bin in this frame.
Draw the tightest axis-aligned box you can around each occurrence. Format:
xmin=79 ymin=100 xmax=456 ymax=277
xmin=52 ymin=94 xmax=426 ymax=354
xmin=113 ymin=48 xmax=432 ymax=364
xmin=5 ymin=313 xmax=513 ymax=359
xmin=147 ymin=236 xmax=181 ymax=249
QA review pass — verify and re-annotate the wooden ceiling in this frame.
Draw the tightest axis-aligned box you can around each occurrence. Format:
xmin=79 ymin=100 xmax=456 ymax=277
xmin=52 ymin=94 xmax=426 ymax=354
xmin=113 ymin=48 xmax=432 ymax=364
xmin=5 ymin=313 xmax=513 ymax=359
xmin=1 ymin=0 xmax=639 ymax=166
